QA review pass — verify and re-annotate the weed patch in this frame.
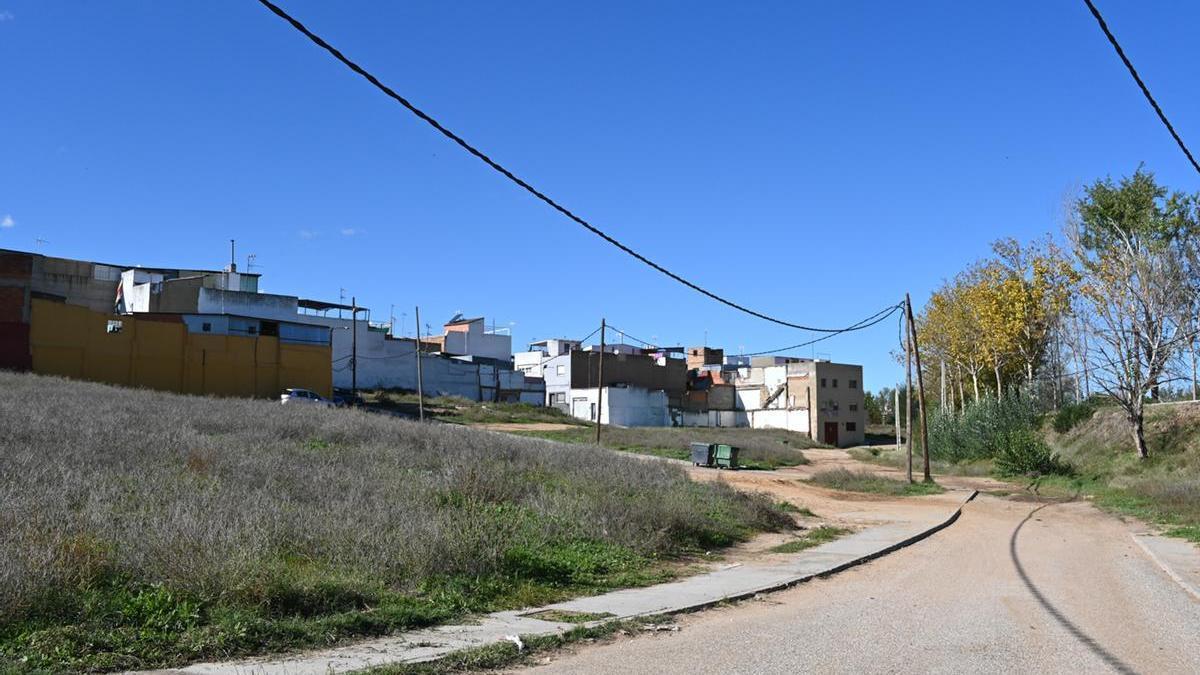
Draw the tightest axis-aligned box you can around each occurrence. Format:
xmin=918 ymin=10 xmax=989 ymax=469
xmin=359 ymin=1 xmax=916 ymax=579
xmin=769 ymin=526 xmax=850 ymax=553
xmin=808 ymin=469 xmax=944 ymax=496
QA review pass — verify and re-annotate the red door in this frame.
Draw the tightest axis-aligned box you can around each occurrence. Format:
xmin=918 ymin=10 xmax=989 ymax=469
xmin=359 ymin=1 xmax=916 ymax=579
xmin=824 ymin=422 xmax=839 ymax=446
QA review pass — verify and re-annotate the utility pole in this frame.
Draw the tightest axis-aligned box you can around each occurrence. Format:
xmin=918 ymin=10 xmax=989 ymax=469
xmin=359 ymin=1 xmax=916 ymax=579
xmin=905 ymin=310 xmax=913 ymax=483
xmin=414 ymin=305 xmax=425 ymax=421
xmin=351 ymin=296 xmax=358 ymax=397
xmin=906 ymin=293 xmax=932 ymax=483
xmin=806 ymin=386 xmax=813 ymax=439
xmin=596 ymin=318 xmax=606 ymax=444
xmin=229 ymin=239 xmax=236 ymax=271
xmin=894 ymin=387 xmax=901 ymax=452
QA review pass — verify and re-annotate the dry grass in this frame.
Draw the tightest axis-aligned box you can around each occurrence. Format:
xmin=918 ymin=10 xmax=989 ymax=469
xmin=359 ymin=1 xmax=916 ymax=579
xmin=0 ymin=371 xmax=790 ymax=671
xmin=361 ymin=390 xmax=588 ymax=426
xmin=515 ymin=426 xmax=814 ymax=470
xmin=807 ymin=469 xmax=944 ymax=496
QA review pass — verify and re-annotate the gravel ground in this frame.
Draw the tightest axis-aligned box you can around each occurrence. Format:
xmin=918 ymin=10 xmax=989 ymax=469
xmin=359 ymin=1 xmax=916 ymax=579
xmin=522 ymin=494 xmax=1200 ymax=674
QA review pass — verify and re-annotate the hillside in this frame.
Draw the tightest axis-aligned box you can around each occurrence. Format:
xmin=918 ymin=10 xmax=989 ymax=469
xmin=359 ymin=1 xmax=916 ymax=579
xmin=1045 ymin=401 xmax=1200 ymax=542
xmin=0 ymin=372 xmax=790 ymax=672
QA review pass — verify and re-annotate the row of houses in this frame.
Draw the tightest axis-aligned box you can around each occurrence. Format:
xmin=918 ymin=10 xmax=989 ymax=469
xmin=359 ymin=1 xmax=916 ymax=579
xmin=0 ymin=247 xmax=865 ymax=446
xmin=0 ymin=248 xmax=542 ymax=403
xmin=515 ymin=343 xmax=866 ymax=446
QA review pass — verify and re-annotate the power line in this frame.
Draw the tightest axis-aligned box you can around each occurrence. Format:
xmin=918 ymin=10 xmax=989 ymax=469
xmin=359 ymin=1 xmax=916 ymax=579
xmin=1082 ymin=0 xmax=1200 ymax=175
xmin=741 ymin=303 xmax=904 ymax=357
xmin=602 ymin=303 xmax=902 ymax=357
xmin=604 ymin=325 xmax=657 ymax=349
xmin=255 ymin=0 xmax=885 ymax=333
xmin=574 ymin=325 xmax=602 ymax=345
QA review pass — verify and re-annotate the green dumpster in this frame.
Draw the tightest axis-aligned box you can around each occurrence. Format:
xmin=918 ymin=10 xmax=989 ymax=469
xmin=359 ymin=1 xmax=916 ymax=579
xmin=713 ymin=444 xmax=739 ymax=469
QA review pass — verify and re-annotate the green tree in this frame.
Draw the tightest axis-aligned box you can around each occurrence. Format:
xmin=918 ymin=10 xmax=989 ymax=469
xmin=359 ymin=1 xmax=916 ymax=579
xmin=1071 ymin=169 xmax=1200 ymax=459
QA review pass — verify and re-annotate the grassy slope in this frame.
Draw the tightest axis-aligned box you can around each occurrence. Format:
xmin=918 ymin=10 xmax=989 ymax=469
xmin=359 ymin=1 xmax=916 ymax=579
xmin=359 ymin=390 xmax=589 ymax=426
xmin=1044 ymin=403 xmax=1200 ymax=543
xmin=512 ymin=426 xmax=815 ymax=471
xmin=0 ymin=373 xmax=792 ymax=672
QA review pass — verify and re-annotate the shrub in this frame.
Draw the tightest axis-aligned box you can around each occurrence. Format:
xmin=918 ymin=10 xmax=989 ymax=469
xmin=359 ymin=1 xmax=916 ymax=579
xmin=1052 ymin=399 xmax=1099 ymax=434
xmin=928 ymin=396 xmax=1039 ymax=464
xmin=992 ymin=429 xmax=1070 ymax=476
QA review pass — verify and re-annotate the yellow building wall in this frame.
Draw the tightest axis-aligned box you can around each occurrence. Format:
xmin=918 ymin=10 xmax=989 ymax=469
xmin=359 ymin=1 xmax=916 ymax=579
xmin=29 ymin=299 xmax=331 ymax=399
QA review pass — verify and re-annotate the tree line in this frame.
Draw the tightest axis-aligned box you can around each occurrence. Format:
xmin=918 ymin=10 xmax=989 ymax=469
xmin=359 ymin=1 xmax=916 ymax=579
xmin=912 ymin=168 xmax=1200 ymax=459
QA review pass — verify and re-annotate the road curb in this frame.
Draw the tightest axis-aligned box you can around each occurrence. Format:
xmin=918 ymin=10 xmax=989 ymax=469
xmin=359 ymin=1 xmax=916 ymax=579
xmin=614 ymin=489 xmax=981 ymax=621
xmin=1132 ymin=533 xmax=1200 ymax=602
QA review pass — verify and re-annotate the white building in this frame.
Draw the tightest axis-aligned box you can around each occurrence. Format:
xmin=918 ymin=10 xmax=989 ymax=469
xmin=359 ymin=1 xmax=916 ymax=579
xmin=435 ymin=315 xmax=512 ymax=363
xmin=566 ymin=385 xmax=670 ymax=427
xmin=514 ymin=338 xmax=580 ymax=378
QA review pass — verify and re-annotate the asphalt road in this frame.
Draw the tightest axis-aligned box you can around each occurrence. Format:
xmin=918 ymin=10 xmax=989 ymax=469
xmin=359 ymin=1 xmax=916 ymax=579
xmin=524 ymin=495 xmax=1200 ymax=674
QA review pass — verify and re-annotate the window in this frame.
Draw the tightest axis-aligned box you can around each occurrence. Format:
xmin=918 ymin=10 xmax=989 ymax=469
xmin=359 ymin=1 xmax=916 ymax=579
xmin=247 ymin=325 xmax=258 ymax=335
xmin=849 ymin=379 xmax=858 ymax=389
xmin=260 ymin=321 xmax=279 ymax=337
xmin=849 ymin=404 xmax=858 ymax=412
xmin=820 ymin=378 xmax=827 ymax=388
xmin=846 ymin=422 xmax=857 ymax=431
xmin=832 ymin=378 xmax=839 ymax=388
xmin=556 ymin=365 xmax=565 ymax=376
xmin=202 ymin=322 xmax=212 ymax=332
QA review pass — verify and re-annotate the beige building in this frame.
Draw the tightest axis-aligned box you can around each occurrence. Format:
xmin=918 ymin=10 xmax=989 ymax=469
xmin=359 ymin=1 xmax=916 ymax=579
xmin=808 ymin=361 xmax=866 ymax=446
xmin=732 ymin=357 xmax=865 ymax=446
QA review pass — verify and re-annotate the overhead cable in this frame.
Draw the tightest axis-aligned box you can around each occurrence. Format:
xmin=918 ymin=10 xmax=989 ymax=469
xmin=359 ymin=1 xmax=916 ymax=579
xmin=256 ymin=0 xmax=904 ymax=332
xmin=1082 ymin=0 xmax=1200 ymax=175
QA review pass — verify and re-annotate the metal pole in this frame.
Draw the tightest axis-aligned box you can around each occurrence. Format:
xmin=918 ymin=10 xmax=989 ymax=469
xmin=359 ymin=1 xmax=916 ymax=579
xmin=596 ymin=318 xmax=605 ymax=443
xmin=415 ymin=305 xmax=425 ymax=422
xmin=906 ymin=293 xmax=933 ymax=483
xmin=351 ymin=296 xmax=358 ymax=397
xmin=905 ymin=310 xmax=913 ymax=483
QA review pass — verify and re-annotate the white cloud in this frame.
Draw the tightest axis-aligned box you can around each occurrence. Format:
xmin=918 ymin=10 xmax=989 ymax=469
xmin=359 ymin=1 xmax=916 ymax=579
xmin=0 ymin=214 xmax=14 ymax=228
xmin=0 ymin=11 xmax=14 ymax=21
xmin=298 ymin=228 xmax=317 ymax=239
xmin=340 ymin=227 xmax=361 ymax=237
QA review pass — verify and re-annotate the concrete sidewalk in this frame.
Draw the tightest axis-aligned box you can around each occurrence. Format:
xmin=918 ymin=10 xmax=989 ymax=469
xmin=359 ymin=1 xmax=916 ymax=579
xmin=1133 ymin=533 xmax=1200 ymax=601
xmin=153 ymin=490 xmax=978 ymax=675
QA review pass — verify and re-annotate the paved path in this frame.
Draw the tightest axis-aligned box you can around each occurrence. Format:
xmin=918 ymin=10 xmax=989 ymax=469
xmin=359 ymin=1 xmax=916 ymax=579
xmin=526 ymin=495 xmax=1200 ymax=674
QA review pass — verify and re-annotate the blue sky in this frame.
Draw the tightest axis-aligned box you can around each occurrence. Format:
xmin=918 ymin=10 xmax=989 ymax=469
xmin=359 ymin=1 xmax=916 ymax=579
xmin=2 ymin=1 xmax=1197 ymax=390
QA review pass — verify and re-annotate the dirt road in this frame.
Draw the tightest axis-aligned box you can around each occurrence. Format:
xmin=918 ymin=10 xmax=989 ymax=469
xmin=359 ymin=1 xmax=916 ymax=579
xmin=523 ymin=452 xmax=1200 ymax=674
